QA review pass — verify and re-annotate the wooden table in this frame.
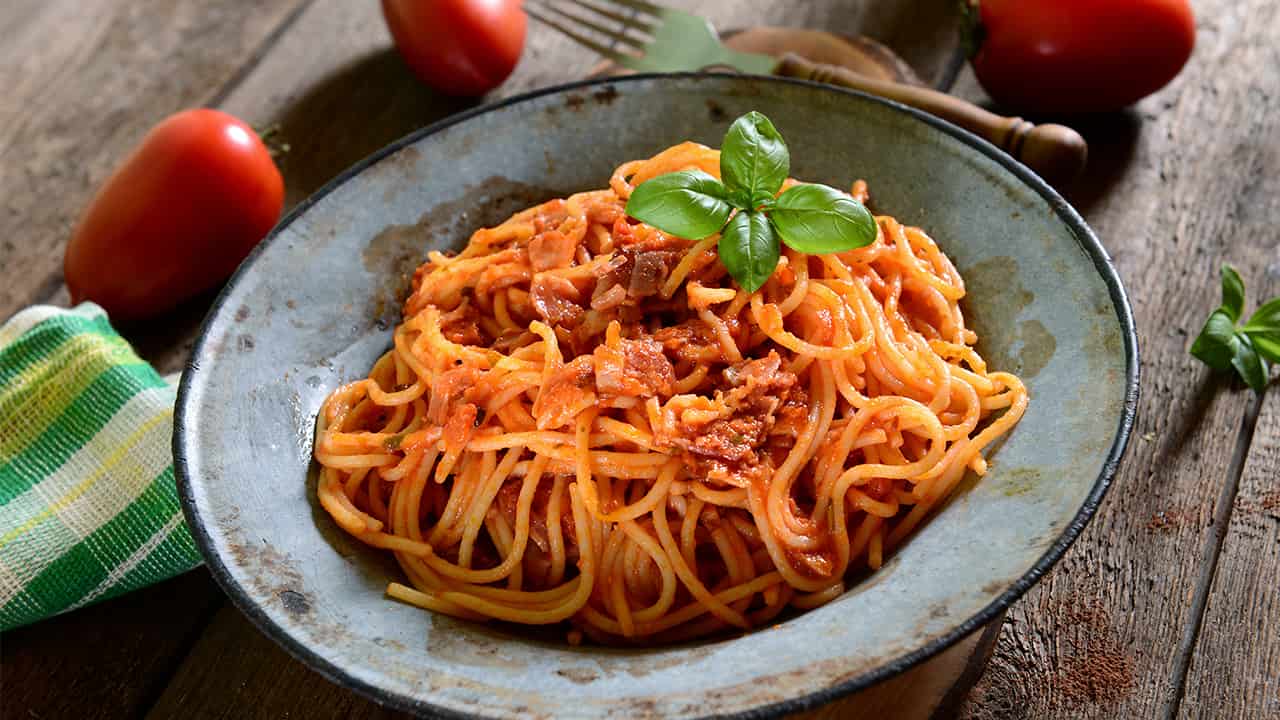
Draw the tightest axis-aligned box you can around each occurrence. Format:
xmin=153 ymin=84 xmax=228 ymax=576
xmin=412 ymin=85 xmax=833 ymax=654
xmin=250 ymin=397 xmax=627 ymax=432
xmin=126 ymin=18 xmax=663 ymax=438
xmin=2 ymin=1 xmax=1277 ymax=718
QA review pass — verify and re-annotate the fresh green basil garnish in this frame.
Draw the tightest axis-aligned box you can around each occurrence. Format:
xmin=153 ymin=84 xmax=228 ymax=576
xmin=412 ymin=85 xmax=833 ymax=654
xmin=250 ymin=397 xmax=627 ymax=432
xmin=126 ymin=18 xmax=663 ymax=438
xmin=1220 ymin=263 xmax=1246 ymax=322
xmin=770 ymin=183 xmax=877 ymax=255
xmin=719 ymin=111 xmax=789 ymax=203
xmin=718 ymin=210 xmax=779 ymax=293
xmin=624 ymin=111 xmax=876 ymax=292
xmin=1191 ymin=309 xmax=1241 ymax=371
xmin=1242 ymin=297 xmax=1280 ymax=345
xmin=1190 ymin=264 xmax=1279 ymax=392
xmin=623 ymin=169 xmax=734 ymax=241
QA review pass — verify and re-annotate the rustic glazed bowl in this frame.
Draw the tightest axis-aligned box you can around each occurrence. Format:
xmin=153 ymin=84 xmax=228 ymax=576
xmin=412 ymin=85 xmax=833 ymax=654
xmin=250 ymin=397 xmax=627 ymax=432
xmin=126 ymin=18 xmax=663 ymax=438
xmin=175 ymin=74 xmax=1138 ymax=719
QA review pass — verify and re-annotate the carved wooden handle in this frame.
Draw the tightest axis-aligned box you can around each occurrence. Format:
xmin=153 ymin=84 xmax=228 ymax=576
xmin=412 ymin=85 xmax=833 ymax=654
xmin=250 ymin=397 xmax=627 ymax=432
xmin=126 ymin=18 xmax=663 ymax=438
xmin=776 ymin=53 xmax=1088 ymax=188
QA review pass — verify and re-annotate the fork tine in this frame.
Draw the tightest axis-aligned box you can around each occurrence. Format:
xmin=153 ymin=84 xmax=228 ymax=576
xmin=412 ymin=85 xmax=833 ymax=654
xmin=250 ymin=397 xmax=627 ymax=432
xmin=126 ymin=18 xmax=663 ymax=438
xmin=593 ymin=0 xmax=668 ymax=19
xmin=529 ymin=0 xmax=648 ymax=50
xmin=562 ymin=0 xmax=656 ymax=34
xmin=525 ymin=3 xmax=633 ymax=65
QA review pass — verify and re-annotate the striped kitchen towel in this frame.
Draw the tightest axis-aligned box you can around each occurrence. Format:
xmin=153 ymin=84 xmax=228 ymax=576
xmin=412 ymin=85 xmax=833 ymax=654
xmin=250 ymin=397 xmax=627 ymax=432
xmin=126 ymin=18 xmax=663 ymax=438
xmin=0 ymin=303 xmax=201 ymax=631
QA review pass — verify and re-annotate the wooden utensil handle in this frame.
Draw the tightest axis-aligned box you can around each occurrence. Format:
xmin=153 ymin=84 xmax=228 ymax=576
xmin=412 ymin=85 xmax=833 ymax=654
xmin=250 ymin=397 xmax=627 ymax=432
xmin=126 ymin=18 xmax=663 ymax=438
xmin=777 ymin=53 xmax=1087 ymax=188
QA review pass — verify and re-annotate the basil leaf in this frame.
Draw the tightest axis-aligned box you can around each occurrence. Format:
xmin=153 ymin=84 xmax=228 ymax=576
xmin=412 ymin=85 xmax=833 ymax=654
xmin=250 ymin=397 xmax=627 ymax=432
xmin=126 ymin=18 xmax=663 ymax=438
xmin=1220 ymin=264 xmax=1246 ymax=322
xmin=1232 ymin=335 xmax=1269 ymax=393
xmin=1250 ymin=333 xmax=1280 ymax=364
xmin=1190 ymin=309 xmax=1240 ymax=371
xmin=770 ymin=184 xmax=877 ymax=254
xmin=625 ymin=170 xmax=733 ymax=239
xmin=720 ymin=112 xmax=789 ymax=201
xmin=718 ymin=210 xmax=779 ymax=292
xmin=726 ymin=186 xmax=754 ymax=211
xmin=751 ymin=189 xmax=778 ymax=209
xmin=1242 ymin=296 xmax=1280 ymax=336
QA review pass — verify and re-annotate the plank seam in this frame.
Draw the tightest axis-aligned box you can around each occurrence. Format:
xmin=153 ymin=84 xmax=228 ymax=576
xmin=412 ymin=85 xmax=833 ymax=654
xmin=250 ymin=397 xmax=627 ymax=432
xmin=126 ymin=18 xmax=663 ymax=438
xmin=120 ymin=4 xmax=317 ymax=718
xmin=931 ymin=611 xmax=1007 ymax=720
xmin=1161 ymin=387 xmax=1267 ymax=719
xmin=206 ymin=0 xmax=317 ymax=109
xmin=26 ymin=0 xmax=317 ymax=313
xmin=130 ymin=591 xmax=226 ymax=720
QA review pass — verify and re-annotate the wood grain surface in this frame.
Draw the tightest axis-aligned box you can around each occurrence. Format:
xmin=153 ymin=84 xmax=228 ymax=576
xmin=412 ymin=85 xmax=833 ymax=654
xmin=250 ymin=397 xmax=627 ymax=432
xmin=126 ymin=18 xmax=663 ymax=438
xmin=0 ymin=0 xmax=309 ymax=320
xmin=2 ymin=0 xmax=1277 ymax=718
xmin=0 ymin=2 xmax=303 ymax=718
xmin=1180 ymin=392 xmax=1280 ymax=719
xmin=952 ymin=1 xmax=1280 ymax=717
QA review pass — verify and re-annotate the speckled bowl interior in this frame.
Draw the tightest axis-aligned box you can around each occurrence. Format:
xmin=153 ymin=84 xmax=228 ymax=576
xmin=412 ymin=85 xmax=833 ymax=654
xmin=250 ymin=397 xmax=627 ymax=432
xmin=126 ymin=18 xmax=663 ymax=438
xmin=175 ymin=74 xmax=1137 ymax=720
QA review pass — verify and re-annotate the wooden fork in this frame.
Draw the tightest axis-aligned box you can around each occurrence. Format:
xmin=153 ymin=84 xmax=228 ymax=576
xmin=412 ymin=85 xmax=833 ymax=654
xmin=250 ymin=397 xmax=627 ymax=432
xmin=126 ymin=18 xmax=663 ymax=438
xmin=526 ymin=0 xmax=1088 ymax=187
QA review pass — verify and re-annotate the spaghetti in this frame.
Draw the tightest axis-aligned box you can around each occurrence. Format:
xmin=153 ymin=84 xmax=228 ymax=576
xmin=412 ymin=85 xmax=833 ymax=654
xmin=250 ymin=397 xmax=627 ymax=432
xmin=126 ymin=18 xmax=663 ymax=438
xmin=314 ymin=142 xmax=1028 ymax=644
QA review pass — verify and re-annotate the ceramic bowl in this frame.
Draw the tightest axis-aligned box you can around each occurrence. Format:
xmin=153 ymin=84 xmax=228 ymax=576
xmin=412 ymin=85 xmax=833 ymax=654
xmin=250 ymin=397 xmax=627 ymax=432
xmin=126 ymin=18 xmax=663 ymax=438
xmin=175 ymin=74 xmax=1138 ymax=719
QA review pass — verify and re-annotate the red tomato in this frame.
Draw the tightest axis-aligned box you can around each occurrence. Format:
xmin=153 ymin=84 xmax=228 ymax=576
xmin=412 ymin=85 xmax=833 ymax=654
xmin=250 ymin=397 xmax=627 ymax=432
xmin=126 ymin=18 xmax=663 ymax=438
xmin=971 ymin=0 xmax=1196 ymax=114
xmin=64 ymin=109 xmax=283 ymax=322
xmin=382 ymin=0 xmax=527 ymax=97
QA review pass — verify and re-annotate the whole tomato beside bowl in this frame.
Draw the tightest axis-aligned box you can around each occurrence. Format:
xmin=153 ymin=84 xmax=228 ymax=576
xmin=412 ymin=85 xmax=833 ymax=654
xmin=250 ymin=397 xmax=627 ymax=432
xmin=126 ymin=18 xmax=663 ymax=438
xmin=382 ymin=0 xmax=528 ymax=97
xmin=966 ymin=0 xmax=1196 ymax=114
xmin=64 ymin=109 xmax=284 ymax=323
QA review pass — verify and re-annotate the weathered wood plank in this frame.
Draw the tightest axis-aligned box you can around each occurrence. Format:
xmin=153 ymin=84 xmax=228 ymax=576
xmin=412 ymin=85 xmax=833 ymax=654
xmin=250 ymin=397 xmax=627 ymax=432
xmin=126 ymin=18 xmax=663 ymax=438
xmin=0 ymin=2 xmax=308 ymax=719
xmin=142 ymin=603 xmax=408 ymax=720
xmin=0 ymin=570 xmax=224 ymax=720
xmin=1179 ymin=392 xmax=1280 ymax=719
xmin=0 ymin=0 xmax=311 ymax=322
xmin=954 ymin=0 xmax=1280 ymax=716
xmin=128 ymin=0 xmax=619 ymax=376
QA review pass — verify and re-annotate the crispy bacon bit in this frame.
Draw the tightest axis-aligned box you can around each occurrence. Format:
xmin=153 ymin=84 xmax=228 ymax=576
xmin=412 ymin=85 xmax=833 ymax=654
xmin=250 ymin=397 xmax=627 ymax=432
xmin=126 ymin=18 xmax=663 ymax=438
xmin=590 ymin=283 xmax=627 ymax=311
xmin=653 ymin=320 xmax=723 ymax=364
xmin=492 ymin=329 xmax=534 ymax=353
xmin=476 ymin=261 xmax=531 ymax=295
xmin=587 ymin=202 xmax=622 ymax=226
xmin=616 ymin=219 xmax=691 ymax=253
xmin=771 ymin=386 xmax=811 ymax=442
xmin=439 ymin=301 xmax=483 ymax=345
xmin=532 ymin=199 xmax=569 ymax=232
xmin=428 ymin=367 xmax=481 ymax=424
xmin=442 ymin=402 xmax=479 ymax=452
xmin=629 ymin=251 xmax=671 ymax=298
xmin=591 ymin=252 xmax=630 ymax=300
xmin=527 ymin=229 xmax=578 ymax=271
xmin=686 ymin=409 xmax=766 ymax=462
xmin=610 ymin=217 xmax=638 ymax=245
xmin=532 ymin=356 xmax=596 ymax=429
xmin=724 ymin=352 xmax=796 ymax=400
xmin=593 ymin=335 xmax=675 ymax=400
xmin=653 ymin=351 xmax=799 ymax=486
xmin=531 ymin=273 xmax=584 ymax=326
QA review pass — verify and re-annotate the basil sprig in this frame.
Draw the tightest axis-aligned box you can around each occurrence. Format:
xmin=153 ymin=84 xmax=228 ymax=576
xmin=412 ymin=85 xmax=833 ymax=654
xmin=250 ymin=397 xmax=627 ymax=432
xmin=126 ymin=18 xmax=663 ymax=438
xmin=1190 ymin=264 xmax=1280 ymax=392
xmin=625 ymin=111 xmax=877 ymax=292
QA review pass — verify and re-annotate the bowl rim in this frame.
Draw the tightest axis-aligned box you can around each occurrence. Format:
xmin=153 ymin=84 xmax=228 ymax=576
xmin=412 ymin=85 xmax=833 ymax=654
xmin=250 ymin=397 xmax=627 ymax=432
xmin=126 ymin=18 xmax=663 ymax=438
xmin=174 ymin=72 xmax=1140 ymax=720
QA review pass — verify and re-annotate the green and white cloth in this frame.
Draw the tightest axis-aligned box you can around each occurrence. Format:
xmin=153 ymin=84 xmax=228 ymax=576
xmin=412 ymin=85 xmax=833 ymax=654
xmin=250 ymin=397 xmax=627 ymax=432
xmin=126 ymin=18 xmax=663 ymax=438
xmin=0 ymin=303 xmax=201 ymax=631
